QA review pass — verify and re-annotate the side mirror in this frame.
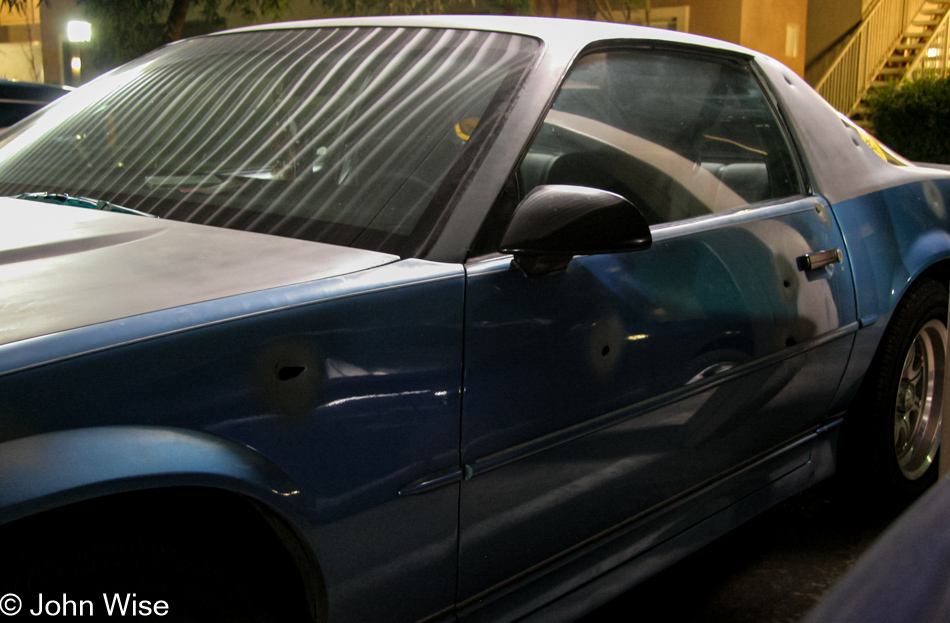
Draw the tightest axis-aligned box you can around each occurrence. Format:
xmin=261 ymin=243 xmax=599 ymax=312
xmin=500 ymin=185 xmax=652 ymax=276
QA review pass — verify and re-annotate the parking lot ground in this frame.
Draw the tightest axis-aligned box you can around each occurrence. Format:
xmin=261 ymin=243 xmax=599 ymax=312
xmin=579 ymin=478 xmax=906 ymax=622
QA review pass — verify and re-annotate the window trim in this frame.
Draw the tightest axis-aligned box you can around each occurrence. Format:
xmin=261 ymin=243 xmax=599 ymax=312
xmin=748 ymin=60 xmax=813 ymax=197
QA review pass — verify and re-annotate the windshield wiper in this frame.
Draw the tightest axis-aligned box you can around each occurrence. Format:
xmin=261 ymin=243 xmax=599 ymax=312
xmin=13 ymin=192 xmax=158 ymax=218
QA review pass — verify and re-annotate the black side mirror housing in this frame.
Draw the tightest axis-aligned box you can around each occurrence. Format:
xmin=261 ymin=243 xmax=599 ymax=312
xmin=500 ymin=185 xmax=652 ymax=276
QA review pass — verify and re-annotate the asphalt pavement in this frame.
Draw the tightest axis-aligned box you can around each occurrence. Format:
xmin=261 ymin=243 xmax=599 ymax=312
xmin=578 ymin=478 xmax=906 ymax=623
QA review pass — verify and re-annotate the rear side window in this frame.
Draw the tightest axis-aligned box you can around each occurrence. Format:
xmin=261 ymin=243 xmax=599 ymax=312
xmin=520 ymin=49 xmax=803 ymax=225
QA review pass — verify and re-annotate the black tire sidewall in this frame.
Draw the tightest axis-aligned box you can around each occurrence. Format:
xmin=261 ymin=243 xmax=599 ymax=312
xmin=842 ymin=277 xmax=948 ymax=505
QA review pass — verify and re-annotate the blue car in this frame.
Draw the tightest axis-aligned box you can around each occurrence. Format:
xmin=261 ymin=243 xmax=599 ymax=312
xmin=0 ymin=15 xmax=947 ymax=623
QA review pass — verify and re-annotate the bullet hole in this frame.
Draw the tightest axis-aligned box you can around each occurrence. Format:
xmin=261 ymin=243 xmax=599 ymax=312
xmin=256 ymin=343 xmax=324 ymax=416
xmin=783 ymin=279 xmax=792 ymax=288
xmin=590 ymin=315 xmax=623 ymax=374
xmin=276 ymin=365 xmax=306 ymax=381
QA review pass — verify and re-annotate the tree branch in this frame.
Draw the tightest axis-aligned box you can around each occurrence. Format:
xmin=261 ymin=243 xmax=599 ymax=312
xmin=162 ymin=0 xmax=191 ymax=43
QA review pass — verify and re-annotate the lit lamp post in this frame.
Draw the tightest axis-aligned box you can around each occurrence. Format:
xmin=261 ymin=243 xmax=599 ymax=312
xmin=66 ymin=20 xmax=91 ymax=85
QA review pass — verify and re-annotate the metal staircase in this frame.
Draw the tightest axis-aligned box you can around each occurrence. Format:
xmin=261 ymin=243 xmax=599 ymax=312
xmin=814 ymin=0 xmax=950 ymax=120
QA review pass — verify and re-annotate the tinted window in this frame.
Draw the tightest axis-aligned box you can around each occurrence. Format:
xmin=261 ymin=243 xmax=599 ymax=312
xmin=520 ymin=50 xmax=802 ymax=225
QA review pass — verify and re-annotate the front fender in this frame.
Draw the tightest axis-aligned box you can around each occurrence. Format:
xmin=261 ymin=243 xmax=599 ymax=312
xmin=0 ymin=426 xmax=302 ymax=525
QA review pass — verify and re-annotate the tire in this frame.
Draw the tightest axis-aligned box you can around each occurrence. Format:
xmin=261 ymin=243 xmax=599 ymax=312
xmin=841 ymin=277 xmax=948 ymax=506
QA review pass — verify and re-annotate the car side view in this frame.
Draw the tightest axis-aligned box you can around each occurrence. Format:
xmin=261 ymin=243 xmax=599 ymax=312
xmin=0 ymin=15 xmax=947 ymax=623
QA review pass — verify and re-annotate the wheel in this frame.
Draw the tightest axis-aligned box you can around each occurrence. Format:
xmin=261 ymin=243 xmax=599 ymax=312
xmin=893 ymin=317 xmax=944 ymax=480
xmin=840 ymin=277 xmax=947 ymax=505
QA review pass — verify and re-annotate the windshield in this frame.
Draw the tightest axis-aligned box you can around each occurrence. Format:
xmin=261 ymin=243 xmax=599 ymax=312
xmin=0 ymin=27 xmax=539 ymax=255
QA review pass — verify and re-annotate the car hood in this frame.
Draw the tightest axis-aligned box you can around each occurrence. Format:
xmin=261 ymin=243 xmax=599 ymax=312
xmin=0 ymin=198 xmax=399 ymax=347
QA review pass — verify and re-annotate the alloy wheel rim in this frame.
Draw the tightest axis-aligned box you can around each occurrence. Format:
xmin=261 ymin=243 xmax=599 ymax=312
xmin=894 ymin=319 xmax=946 ymax=480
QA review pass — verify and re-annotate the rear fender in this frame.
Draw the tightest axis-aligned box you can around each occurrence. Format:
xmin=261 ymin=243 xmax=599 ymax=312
xmin=829 ymin=237 xmax=950 ymax=415
xmin=900 ymin=231 xmax=950 ymax=298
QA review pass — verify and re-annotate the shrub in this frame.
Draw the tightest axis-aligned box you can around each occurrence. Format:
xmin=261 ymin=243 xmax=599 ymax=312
xmin=866 ymin=75 xmax=950 ymax=164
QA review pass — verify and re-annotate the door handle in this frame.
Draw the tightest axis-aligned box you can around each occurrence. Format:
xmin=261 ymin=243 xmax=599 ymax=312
xmin=800 ymin=248 xmax=843 ymax=271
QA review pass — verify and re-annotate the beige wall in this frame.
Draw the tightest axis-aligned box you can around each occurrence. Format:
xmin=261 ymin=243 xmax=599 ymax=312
xmin=653 ymin=0 xmax=742 ymax=43
xmin=0 ymin=2 xmax=43 ymax=82
xmin=806 ymin=0 xmax=862 ymax=64
xmin=740 ymin=0 xmax=807 ymax=75
xmin=39 ymin=0 xmax=84 ymax=85
xmin=656 ymin=0 xmax=807 ymax=75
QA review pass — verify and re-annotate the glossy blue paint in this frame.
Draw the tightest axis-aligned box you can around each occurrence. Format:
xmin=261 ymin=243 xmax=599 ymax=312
xmin=0 ymin=426 xmax=301 ymax=524
xmin=831 ymin=180 xmax=950 ymax=319
xmin=457 ymin=195 xmax=857 ymax=602
xmin=827 ymin=178 xmax=950 ymax=413
xmin=512 ymin=421 xmax=841 ymax=623
xmin=0 ymin=259 xmax=465 ymax=623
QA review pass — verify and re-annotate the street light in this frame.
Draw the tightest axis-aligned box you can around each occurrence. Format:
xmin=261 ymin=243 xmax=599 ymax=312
xmin=66 ymin=21 xmax=91 ymax=85
xmin=67 ymin=21 xmax=91 ymax=43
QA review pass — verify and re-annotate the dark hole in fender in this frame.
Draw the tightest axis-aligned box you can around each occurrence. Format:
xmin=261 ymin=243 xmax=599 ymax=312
xmin=276 ymin=365 xmax=307 ymax=381
xmin=255 ymin=344 xmax=324 ymax=416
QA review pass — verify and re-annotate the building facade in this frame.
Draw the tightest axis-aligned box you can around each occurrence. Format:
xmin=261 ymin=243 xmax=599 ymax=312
xmin=1 ymin=0 xmax=942 ymax=106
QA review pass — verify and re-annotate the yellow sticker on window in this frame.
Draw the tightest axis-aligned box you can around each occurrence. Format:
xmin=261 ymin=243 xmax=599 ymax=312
xmin=858 ymin=131 xmax=889 ymax=162
xmin=455 ymin=117 xmax=479 ymax=141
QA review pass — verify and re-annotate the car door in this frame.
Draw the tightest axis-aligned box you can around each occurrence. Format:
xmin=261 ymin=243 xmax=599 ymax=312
xmin=457 ymin=47 xmax=858 ymax=606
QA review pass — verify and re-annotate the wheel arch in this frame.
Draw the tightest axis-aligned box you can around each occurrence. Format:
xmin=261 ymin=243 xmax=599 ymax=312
xmin=873 ymin=232 xmax=950 ymax=324
xmin=0 ymin=426 xmax=326 ymax=622
xmin=835 ymin=272 xmax=948 ymax=502
xmin=830 ymin=256 xmax=950 ymax=419
xmin=913 ymin=257 xmax=950 ymax=292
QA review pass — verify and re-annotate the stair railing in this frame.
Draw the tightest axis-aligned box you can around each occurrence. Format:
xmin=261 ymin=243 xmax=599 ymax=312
xmin=814 ymin=0 xmax=928 ymax=114
xmin=903 ymin=9 xmax=950 ymax=81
